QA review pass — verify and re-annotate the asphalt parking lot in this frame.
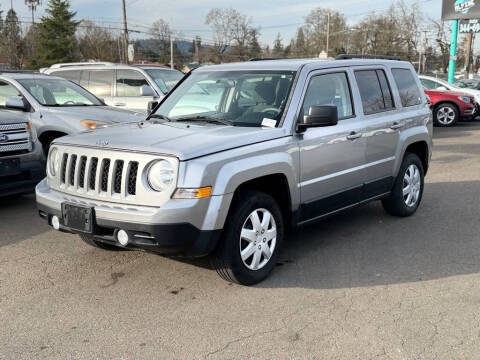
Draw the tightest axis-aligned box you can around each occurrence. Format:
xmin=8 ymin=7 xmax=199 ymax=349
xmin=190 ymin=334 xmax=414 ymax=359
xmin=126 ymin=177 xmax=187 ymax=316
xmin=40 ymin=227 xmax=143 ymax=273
xmin=1 ymin=122 xmax=480 ymax=360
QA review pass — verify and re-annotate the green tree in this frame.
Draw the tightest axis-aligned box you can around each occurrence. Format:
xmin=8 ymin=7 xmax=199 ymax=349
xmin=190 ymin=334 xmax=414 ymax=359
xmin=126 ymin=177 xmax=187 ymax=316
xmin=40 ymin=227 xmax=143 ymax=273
xmin=272 ymin=33 xmax=284 ymax=58
xmin=248 ymin=28 xmax=262 ymax=59
xmin=3 ymin=9 xmax=23 ymax=69
xmin=34 ymin=0 xmax=80 ymax=68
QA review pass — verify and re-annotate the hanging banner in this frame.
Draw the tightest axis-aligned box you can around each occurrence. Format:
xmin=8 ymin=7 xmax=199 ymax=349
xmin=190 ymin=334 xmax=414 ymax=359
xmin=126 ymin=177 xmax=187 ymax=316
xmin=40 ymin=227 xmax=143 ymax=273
xmin=459 ymin=18 xmax=480 ymax=32
xmin=442 ymin=0 xmax=480 ymax=20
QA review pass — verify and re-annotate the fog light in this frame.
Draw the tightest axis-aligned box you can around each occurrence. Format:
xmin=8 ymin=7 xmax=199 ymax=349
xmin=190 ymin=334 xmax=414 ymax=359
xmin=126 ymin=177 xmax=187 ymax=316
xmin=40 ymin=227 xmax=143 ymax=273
xmin=51 ymin=215 xmax=60 ymax=230
xmin=117 ymin=229 xmax=129 ymax=246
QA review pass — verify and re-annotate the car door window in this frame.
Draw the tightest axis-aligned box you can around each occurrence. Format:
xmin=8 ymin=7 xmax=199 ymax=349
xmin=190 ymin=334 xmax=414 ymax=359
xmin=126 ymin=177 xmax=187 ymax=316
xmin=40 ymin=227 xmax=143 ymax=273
xmin=50 ymin=70 xmax=80 ymax=84
xmin=302 ymin=72 xmax=353 ymax=119
xmin=355 ymin=70 xmax=394 ymax=115
xmin=87 ymin=70 xmax=114 ymax=97
xmin=116 ymin=70 xmax=150 ymax=97
xmin=392 ymin=68 xmax=422 ymax=107
xmin=0 ymin=81 xmax=22 ymax=107
xmin=421 ymin=78 xmax=438 ymax=90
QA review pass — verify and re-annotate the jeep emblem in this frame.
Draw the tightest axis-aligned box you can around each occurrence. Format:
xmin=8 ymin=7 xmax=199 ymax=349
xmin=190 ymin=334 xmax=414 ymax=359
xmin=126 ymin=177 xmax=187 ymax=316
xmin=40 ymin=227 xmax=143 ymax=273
xmin=96 ymin=139 xmax=109 ymax=146
xmin=0 ymin=133 xmax=9 ymax=143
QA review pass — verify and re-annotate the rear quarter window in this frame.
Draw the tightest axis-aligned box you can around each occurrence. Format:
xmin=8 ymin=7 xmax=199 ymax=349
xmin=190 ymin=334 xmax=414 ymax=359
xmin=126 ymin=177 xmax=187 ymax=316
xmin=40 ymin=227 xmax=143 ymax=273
xmin=392 ymin=68 xmax=422 ymax=107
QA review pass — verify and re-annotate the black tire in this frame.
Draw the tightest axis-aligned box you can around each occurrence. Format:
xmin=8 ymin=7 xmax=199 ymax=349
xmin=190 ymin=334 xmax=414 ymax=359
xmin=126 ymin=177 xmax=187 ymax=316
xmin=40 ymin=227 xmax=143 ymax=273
xmin=212 ymin=191 xmax=284 ymax=285
xmin=433 ymin=103 xmax=459 ymax=127
xmin=382 ymin=153 xmax=424 ymax=217
xmin=79 ymin=234 xmax=124 ymax=251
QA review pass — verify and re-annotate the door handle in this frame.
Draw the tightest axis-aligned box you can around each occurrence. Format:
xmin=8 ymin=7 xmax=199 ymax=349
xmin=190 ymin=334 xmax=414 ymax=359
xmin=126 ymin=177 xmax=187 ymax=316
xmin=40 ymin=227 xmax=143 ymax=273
xmin=346 ymin=132 xmax=362 ymax=141
xmin=390 ymin=122 xmax=404 ymax=130
xmin=114 ymin=103 xmax=126 ymax=107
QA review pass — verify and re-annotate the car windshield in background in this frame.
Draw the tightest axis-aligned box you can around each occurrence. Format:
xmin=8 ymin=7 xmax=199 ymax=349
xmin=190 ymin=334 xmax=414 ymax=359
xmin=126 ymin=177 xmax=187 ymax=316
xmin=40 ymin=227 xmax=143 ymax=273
xmin=17 ymin=78 xmax=103 ymax=107
xmin=154 ymin=70 xmax=296 ymax=127
xmin=144 ymin=69 xmax=184 ymax=94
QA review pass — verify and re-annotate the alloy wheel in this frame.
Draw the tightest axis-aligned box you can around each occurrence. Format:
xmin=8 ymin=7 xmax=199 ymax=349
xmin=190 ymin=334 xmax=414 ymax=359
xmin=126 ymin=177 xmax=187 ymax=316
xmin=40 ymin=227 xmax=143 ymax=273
xmin=436 ymin=106 xmax=456 ymax=125
xmin=403 ymin=164 xmax=421 ymax=207
xmin=239 ymin=208 xmax=277 ymax=271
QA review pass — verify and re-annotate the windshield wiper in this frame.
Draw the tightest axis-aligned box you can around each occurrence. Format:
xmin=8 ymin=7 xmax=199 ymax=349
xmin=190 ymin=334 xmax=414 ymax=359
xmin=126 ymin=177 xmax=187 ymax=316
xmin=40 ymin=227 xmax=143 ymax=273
xmin=175 ymin=116 xmax=233 ymax=126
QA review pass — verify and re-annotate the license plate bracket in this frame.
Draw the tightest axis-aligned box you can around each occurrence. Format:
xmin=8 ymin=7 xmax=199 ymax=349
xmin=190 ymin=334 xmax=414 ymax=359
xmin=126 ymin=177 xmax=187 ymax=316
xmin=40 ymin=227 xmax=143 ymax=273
xmin=61 ymin=203 xmax=94 ymax=233
xmin=0 ymin=158 xmax=21 ymax=177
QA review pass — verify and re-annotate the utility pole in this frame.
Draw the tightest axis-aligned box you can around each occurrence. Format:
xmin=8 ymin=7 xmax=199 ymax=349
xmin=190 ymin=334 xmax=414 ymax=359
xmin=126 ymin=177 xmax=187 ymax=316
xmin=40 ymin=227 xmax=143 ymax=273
xmin=464 ymin=32 xmax=473 ymax=79
xmin=25 ymin=0 xmax=41 ymax=24
xmin=121 ymin=0 xmax=129 ymax=64
xmin=170 ymin=35 xmax=174 ymax=69
xmin=326 ymin=12 xmax=330 ymax=57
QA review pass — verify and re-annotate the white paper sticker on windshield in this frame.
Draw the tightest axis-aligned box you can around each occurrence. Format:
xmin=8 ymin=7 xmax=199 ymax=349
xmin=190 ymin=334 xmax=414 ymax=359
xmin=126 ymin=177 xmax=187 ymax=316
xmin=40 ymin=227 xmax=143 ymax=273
xmin=262 ymin=118 xmax=277 ymax=128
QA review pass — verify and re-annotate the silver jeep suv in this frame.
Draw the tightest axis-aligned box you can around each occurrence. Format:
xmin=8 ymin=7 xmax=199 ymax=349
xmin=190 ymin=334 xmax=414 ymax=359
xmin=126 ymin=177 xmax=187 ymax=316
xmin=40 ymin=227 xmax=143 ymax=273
xmin=36 ymin=57 xmax=433 ymax=285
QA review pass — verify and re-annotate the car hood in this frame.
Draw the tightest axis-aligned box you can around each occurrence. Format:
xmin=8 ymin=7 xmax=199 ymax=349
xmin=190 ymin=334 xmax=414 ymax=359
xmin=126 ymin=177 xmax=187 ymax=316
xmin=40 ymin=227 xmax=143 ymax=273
xmin=43 ymin=106 xmax=144 ymax=123
xmin=54 ymin=121 xmax=289 ymax=160
xmin=0 ymin=110 xmax=29 ymax=125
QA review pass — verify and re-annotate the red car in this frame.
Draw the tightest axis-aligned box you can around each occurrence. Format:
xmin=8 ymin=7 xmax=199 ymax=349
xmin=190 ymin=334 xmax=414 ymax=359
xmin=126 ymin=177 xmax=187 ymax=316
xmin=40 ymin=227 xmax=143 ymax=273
xmin=424 ymin=89 xmax=476 ymax=127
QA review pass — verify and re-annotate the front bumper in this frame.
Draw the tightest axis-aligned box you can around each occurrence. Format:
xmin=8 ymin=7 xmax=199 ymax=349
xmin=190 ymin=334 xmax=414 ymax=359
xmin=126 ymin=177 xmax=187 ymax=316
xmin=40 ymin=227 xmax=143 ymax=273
xmin=36 ymin=179 xmax=223 ymax=257
xmin=0 ymin=143 xmax=45 ymax=196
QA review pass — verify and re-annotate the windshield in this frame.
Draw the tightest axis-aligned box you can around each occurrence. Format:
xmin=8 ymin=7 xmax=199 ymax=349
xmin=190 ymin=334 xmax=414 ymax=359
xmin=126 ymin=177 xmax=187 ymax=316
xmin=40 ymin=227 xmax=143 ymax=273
xmin=17 ymin=78 xmax=103 ymax=107
xmin=456 ymin=80 xmax=479 ymax=89
xmin=144 ymin=69 xmax=184 ymax=94
xmin=154 ymin=70 xmax=296 ymax=127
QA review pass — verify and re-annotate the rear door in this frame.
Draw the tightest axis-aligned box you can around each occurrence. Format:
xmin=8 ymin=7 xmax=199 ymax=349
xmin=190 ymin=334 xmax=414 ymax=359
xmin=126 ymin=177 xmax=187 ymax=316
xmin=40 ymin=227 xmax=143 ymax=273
xmin=298 ymin=68 xmax=367 ymax=221
xmin=115 ymin=69 xmax=156 ymax=112
xmin=353 ymin=67 xmax=403 ymax=198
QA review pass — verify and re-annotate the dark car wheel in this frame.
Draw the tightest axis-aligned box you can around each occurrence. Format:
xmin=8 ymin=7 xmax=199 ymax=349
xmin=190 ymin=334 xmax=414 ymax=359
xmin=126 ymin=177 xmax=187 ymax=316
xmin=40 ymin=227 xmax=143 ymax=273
xmin=434 ymin=103 xmax=459 ymax=127
xmin=382 ymin=153 xmax=424 ymax=217
xmin=212 ymin=191 xmax=284 ymax=286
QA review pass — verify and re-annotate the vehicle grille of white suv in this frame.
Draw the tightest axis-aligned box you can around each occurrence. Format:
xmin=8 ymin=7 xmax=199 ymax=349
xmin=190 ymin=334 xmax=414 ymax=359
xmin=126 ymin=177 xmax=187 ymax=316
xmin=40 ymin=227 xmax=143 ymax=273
xmin=0 ymin=123 xmax=31 ymax=154
xmin=48 ymin=145 xmax=178 ymax=207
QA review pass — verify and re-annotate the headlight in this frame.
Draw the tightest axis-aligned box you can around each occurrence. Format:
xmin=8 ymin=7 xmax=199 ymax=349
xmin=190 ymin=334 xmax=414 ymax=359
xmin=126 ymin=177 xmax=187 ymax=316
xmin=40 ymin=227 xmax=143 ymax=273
xmin=80 ymin=120 xmax=109 ymax=130
xmin=458 ymin=96 xmax=472 ymax=104
xmin=147 ymin=160 xmax=176 ymax=192
xmin=48 ymin=147 xmax=61 ymax=177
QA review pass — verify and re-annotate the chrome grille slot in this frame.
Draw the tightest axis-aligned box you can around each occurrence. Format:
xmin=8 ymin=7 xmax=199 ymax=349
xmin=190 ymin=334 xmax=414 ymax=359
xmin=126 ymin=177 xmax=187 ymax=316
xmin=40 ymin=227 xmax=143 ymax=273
xmin=89 ymin=158 xmax=98 ymax=190
xmin=49 ymin=145 xmax=178 ymax=207
xmin=128 ymin=162 xmax=138 ymax=195
xmin=60 ymin=153 xmax=68 ymax=184
xmin=113 ymin=160 xmax=124 ymax=194
xmin=100 ymin=159 xmax=111 ymax=192
xmin=78 ymin=156 xmax=87 ymax=189
xmin=69 ymin=155 xmax=77 ymax=186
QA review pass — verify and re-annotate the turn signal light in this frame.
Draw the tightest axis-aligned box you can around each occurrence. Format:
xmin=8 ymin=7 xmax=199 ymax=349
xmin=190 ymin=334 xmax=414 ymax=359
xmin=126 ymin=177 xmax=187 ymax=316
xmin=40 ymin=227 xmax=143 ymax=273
xmin=173 ymin=187 xmax=212 ymax=199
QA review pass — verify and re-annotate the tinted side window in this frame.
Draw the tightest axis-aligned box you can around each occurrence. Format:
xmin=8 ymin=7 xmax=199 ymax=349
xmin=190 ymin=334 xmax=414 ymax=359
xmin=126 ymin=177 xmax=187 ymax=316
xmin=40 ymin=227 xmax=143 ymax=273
xmin=355 ymin=70 xmax=393 ymax=115
xmin=51 ymin=70 xmax=80 ymax=83
xmin=420 ymin=78 xmax=437 ymax=90
xmin=0 ymin=81 xmax=22 ymax=107
xmin=376 ymin=70 xmax=394 ymax=109
xmin=302 ymin=72 xmax=353 ymax=119
xmin=87 ymin=70 xmax=114 ymax=97
xmin=116 ymin=70 xmax=149 ymax=97
xmin=392 ymin=68 xmax=422 ymax=107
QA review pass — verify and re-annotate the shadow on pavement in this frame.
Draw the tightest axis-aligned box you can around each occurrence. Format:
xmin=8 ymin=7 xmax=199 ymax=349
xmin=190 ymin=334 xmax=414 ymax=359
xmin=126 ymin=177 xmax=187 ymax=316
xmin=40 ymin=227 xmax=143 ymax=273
xmin=0 ymin=193 xmax=50 ymax=247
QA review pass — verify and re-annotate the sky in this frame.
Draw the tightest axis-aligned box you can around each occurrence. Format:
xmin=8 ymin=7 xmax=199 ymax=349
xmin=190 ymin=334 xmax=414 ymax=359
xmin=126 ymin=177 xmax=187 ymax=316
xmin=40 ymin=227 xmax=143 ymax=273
xmin=1 ymin=0 xmax=442 ymax=45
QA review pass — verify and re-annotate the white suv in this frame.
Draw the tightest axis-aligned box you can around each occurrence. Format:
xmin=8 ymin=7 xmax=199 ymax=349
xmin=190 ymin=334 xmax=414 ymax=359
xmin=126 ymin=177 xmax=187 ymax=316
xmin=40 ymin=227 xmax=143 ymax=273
xmin=42 ymin=62 xmax=184 ymax=113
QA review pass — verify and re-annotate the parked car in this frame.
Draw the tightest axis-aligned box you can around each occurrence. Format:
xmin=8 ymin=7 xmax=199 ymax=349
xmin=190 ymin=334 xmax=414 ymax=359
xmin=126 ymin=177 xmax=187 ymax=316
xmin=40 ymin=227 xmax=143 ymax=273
xmin=419 ymin=74 xmax=480 ymax=108
xmin=41 ymin=62 xmax=184 ymax=113
xmin=0 ymin=111 xmax=44 ymax=197
xmin=37 ymin=57 xmax=432 ymax=285
xmin=0 ymin=73 xmax=144 ymax=154
xmin=424 ymin=88 xmax=476 ymax=127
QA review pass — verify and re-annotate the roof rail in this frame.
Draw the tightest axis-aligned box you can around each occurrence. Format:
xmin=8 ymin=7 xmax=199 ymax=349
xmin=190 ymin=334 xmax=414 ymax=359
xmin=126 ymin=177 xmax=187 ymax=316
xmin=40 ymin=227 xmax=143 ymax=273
xmin=49 ymin=62 xmax=117 ymax=69
xmin=248 ymin=58 xmax=281 ymax=61
xmin=336 ymin=54 xmax=401 ymax=61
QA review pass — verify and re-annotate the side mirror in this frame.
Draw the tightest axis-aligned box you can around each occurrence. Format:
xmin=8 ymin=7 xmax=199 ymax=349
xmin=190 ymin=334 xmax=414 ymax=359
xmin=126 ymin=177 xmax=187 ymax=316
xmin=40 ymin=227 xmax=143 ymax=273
xmin=140 ymin=85 xmax=155 ymax=97
xmin=296 ymin=105 xmax=338 ymax=132
xmin=5 ymin=97 xmax=28 ymax=111
xmin=147 ymin=100 xmax=159 ymax=115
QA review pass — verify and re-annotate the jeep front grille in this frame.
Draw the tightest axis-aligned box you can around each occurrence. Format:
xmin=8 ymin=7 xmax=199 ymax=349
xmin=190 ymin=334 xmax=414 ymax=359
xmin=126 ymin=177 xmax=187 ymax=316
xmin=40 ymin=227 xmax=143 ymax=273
xmin=50 ymin=145 xmax=178 ymax=207
xmin=0 ymin=123 xmax=31 ymax=154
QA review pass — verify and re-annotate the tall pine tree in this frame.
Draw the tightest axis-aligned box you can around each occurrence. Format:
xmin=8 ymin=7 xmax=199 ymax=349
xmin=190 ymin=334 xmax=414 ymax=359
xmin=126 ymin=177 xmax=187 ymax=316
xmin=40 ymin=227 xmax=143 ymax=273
xmin=35 ymin=0 xmax=79 ymax=67
xmin=3 ymin=9 xmax=23 ymax=69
